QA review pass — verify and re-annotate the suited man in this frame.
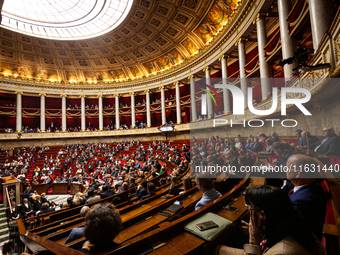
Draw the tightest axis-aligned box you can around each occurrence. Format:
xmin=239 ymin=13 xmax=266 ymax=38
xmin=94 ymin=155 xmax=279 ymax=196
xmin=286 ymin=154 xmax=326 ymax=241
xmin=142 ymin=163 xmax=151 ymax=173
xmin=20 ymin=198 xmax=34 ymax=218
xmin=140 ymin=182 xmax=156 ymax=201
xmin=32 ymin=195 xmax=42 ymax=211
xmin=135 ymin=180 xmax=148 ymax=199
xmin=64 ymin=206 xmax=89 ymax=244
xmin=310 ymin=127 xmax=340 ymax=156
xmin=249 ymin=138 xmax=263 ymax=153
xmin=100 ymin=185 xmax=115 ymax=199
xmin=258 ymin=139 xmax=274 ymax=155
xmin=37 ymin=202 xmax=55 ymax=215
xmin=9 ymin=201 xmax=21 ymax=220
xmin=50 ymin=122 xmax=54 ymax=131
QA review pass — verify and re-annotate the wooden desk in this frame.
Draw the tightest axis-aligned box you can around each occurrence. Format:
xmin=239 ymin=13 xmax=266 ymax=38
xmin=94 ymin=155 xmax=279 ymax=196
xmin=52 ymin=183 xmax=68 ymax=194
xmin=32 ymin=184 xmax=48 ymax=195
xmin=70 ymin=183 xmax=83 ymax=195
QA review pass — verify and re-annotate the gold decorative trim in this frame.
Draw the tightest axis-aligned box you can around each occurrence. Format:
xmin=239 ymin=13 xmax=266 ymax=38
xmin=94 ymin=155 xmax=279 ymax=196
xmin=253 ymin=12 xmax=268 ymax=24
xmin=203 ymin=66 xmax=212 ymax=72
xmin=218 ymin=54 xmax=229 ymax=61
xmin=235 ymin=38 xmax=248 ymax=46
xmin=80 ymin=129 xmax=86 ymax=132
xmin=99 ymin=128 xmax=103 ymax=131
xmin=144 ymin=89 xmax=150 ymax=93
xmin=39 ymin=93 xmax=46 ymax=97
xmin=159 ymin=86 xmax=164 ymax=90
xmin=188 ymin=75 xmax=196 ymax=79
xmin=79 ymin=95 xmax=86 ymax=98
xmin=129 ymin=92 xmax=135 ymax=96
xmin=97 ymin=94 xmax=103 ymax=98
xmin=40 ymin=130 xmax=46 ymax=132
xmin=60 ymin=94 xmax=67 ymax=97
xmin=15 ymin=91 xmax=23 ymax=95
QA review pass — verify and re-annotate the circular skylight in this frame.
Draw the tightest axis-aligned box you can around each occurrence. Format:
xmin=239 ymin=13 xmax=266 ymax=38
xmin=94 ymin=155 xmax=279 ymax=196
xmin=0 ymin=0 xmax=134 ymax=40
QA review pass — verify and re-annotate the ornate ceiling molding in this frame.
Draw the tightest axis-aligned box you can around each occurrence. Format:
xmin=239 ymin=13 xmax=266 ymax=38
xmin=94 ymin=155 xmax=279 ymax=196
xmin=0 ymin=0 xmax=264 ymax=95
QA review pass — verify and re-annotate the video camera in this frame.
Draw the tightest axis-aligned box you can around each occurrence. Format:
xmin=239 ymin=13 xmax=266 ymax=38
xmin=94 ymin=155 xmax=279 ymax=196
xmin=279 ymin=46 xmax=330 ymax=73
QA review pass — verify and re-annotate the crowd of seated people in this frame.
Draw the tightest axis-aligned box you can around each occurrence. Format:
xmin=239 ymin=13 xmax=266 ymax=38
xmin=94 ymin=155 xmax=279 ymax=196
xmin=3 ymin=140 xmax=190 ymax=226
xmin=191 ymin=133 xmax=333 ymax=254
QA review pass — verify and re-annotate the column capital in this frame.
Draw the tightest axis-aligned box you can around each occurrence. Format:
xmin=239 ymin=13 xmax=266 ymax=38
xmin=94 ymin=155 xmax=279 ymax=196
xmin=253 ymin=13 xmax=268 ymax=24
xmin=114 ymin=94 xmax=120 ymax=97
xmin=173 ymin=81 xmax=180 ymax=86
xmin=203 ymin=66 xmax=212 ymax=72
xmin=60 ymin=94 xmax=67 ymax=97
xmin=188 ymin=75 xmax=196 ymax=79
xmin=159 ymin=86 xmax=165 ymax=90
xmin=15 ymin=91 xmax=23 ymax=95
xmin=129 ymin=92 xmax=135 ymax=96
xmin=235 ymin=38 xmax=248 ymax=46
xmin=39 ymin=93 xmax=46 ymax=97
xmin=144 ymin=89 xmax=150 ymax=93
xmin=97 ymin=94 xmax=103 ymax=98
xmin=218 ymin=54 xmax=229 ymax=61
xmin=79 ymin=95 xmax=86 ymax=98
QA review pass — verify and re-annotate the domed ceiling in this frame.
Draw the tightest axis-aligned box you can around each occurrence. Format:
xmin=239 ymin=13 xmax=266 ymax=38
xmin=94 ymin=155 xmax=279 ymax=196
xmin=0 ymin=0 xmax=241 ymax=85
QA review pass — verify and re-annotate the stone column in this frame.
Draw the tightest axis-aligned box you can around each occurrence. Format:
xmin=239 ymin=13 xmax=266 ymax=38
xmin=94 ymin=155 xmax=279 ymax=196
xmin=219 ymin=55 xmax=231 ymax=114
xmin=174 ymin=82 xmax=182 ymax=124
xmin=145 ymin=90 xmax=151 ymax=127
xmin=308 ymin=0 xmax=333 ymax=49
xmin=15 ymin=91 xmax=22 ymax=132
xmin=39 ymin=93 xmax=46 ymax=132
xmin=115 ymin=94 xmax=120 ymax=129
xmin=277 ymin=0 xmax=298 ymax=79
xmin=80 ymin=95 xmax=86 ymax=131
xmin=61 ymin=95 xmax=67 ymax=131
xmin=130 ymin=92 xmax=135 ymax=128
xmin=98 ymin=95 xmax=103 ymax=131
xmin=254 ymin=13 xmax=272 ymax=100
xmin=203 ymin=67 xmax=214 ymax=118
xmin=160 ymin=86 xmax=166 ymax=125
xmin=236 ymin=38 xmax=248 ymax=107
xmin=189 ymin=75 xmax=197 ymax=121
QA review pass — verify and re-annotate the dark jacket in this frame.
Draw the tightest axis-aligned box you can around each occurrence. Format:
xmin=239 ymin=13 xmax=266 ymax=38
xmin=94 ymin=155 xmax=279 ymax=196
xmin=289 ymin=183 xmax=326 ymax=241
xmin=310 ymin=134 xmax=340 ymax=156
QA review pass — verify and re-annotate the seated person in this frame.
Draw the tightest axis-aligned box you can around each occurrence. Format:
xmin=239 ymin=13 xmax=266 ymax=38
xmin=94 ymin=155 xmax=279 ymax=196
xmin=37 ymin=202 xmax=55 ymax=215
xmin=100 ymin=185 xmax=115 ymax=199
xmin=8 ymin=201 xmax=21 ymax=220
xmin=195 ymin=172 xmax=221 ymax=211
xmin=310 ymin=127 xmax=340 ymax=156
xmin=20 ymin=198 xmax=35 ymax=218
xmin=258 ymin=139 xmax=274 ymax=155
xmin=140 ymin=182 xmax=156 ymax=201
xmin=286 ymin=154 xmax=326 ymax=241
xmin=271 ymin=142 xmax=293 ymax=167
xmin=168 ymin=176 xmax=180 ymax=195
xmin=249 ymin=138 xmax=263 ymax=153
xmin=135 ymin=180 xmax=148 ymax=199
xmin=65 ymin=206 xmax=90 ymax=244
xmin=297 ymin=131 xmax=319 ymax=148
xmin=85 ymin=189 xmax=101 ymax=204
xmin=216 ymin=185 xmax=325 ymax=255
xmin=79 ymin=203 xmax=122 ymax=253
